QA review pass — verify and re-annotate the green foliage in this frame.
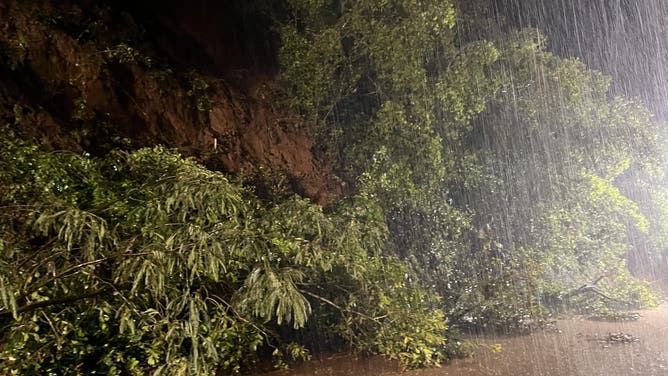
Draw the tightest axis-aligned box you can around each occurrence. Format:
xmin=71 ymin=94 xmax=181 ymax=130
xmin=281 ymin=0 xmax=457 ymax=116
xmin=185 ymin=71 xmax=213 ymax=112
xmin=451 ymin=28 xmax=663 ymax=327
xmin=278 ymin=0 xmax=665 ymax=338
xmin=0 ymin=128 xmax=448 ymax=373
xmin=363 ymin=276 xmax=447 ymax=369
xmin=2 ymin=0 xmax=667 ymax=373
xmin=103 ymin=43 xmax=152 ymax=66
xmin=323 ymin=258 xmax=447 ymax=369
xmin=279 ymin=0 xmax=499 ymax=205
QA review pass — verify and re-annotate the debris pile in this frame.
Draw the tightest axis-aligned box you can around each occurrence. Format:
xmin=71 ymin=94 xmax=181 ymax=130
xmin=604 ymin=332 xmax=640 ymax=344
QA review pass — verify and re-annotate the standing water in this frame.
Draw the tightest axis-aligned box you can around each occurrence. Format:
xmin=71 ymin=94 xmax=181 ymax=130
xmin=267 ymin=304 xmax=668 ymax=376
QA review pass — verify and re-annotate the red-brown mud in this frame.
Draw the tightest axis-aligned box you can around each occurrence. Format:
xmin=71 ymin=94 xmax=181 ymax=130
xmin=267 ymin=304 xmax=668 ymax=376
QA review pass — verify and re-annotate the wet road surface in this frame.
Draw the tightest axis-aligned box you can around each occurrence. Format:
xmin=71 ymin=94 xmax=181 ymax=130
xmin=266 ymin=304 xmax=668 ymax=376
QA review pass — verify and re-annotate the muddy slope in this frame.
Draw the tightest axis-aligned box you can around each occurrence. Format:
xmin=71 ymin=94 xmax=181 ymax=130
xmin=0 ymin=0 xmax=340 ymax=204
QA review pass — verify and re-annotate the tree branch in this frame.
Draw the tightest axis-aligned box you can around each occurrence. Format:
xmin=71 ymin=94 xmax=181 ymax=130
xmin=298 ymin=289 xmax=386 ymax=324
xmin=1 ymin=286 xmax=116 ymax=316
xmin=17 ymin=258 xmax=109 ymax=303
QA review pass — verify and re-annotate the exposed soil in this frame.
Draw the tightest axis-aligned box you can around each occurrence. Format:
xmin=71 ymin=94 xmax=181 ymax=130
xmin=267 ymin=304 xmax=668 ymax=376
xmin=0 ymin=0 xmax=341 ymax=205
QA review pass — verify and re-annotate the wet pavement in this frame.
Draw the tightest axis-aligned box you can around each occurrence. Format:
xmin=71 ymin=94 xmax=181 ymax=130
xmin=266 ymin=304 xmax=668 ymax=376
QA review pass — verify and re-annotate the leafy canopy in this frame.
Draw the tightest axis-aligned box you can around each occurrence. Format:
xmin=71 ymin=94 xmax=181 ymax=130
xmin=0 ymin=126 xmax=446 ymax=374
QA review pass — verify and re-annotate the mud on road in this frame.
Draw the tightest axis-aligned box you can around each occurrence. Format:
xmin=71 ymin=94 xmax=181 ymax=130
xmin=268 ymin=304 xmax=668 ymax=376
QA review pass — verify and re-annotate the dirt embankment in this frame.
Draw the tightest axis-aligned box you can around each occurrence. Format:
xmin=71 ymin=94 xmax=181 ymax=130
xmin=0 ymin=0 xmax=341 ymax=205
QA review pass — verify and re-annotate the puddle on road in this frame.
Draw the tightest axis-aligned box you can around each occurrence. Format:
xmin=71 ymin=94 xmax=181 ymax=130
xmin=266 ymin=304 xmax=668 ymax=376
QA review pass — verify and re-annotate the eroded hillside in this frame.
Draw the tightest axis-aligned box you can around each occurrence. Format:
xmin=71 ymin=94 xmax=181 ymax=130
xmin=0 ymin=0 xmax=341 ymax=204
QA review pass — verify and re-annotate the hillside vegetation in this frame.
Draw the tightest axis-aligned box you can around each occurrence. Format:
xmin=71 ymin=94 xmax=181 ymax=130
xmin=0 ymin=0 xmax=666 ymax=374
